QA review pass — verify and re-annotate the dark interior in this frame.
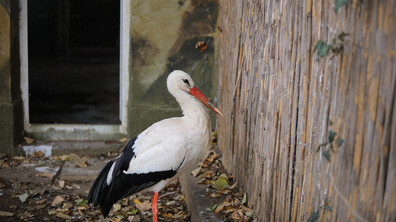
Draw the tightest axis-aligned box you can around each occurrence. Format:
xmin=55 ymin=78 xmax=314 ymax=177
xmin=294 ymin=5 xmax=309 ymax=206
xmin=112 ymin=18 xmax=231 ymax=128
xmin=28 ymin=0 xmax=120 ymax=124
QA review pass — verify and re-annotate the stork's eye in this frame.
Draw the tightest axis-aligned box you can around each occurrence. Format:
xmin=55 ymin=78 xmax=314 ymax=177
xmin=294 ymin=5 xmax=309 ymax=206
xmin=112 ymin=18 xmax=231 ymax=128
xmin=182 ymin=79 xmax=190 ymax=86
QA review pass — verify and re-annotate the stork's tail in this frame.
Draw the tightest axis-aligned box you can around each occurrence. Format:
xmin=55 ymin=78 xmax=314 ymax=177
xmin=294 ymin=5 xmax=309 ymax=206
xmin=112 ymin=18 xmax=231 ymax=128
xmin=87 ymin=160 xmax=114 ymax=216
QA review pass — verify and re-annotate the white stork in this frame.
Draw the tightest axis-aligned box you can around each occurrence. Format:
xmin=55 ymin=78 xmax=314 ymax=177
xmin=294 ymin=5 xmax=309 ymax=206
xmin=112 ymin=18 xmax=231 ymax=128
xmin=88 ymin=70 xmax=223 ymax=221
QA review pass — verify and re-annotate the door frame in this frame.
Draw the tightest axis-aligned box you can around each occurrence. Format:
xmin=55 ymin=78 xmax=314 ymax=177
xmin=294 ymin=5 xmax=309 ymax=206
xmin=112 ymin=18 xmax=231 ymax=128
xmin=19 ymin=0 xmax=130 ymax=140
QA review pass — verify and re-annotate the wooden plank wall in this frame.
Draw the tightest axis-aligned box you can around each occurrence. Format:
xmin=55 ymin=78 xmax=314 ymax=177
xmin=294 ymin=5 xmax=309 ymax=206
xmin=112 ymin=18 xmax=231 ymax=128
xmin=217 ymin=0 xmax=396 ymax=221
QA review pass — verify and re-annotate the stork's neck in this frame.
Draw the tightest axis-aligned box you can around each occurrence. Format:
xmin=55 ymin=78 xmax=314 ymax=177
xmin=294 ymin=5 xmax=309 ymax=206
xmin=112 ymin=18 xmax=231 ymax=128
xmin=179 ymin=96 xmax=210 ymax=121
xmin=177 ymin=93 xmax=212 ymax=161
xmin=176 ymin=95 xmax=209 ymax=122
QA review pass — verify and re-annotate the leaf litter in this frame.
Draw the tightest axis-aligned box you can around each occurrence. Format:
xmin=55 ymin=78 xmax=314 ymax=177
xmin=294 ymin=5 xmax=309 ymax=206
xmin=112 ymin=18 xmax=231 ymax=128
xmin=0 ymin=131 xmax=251 ymax=221
xmin=192 ymin=131 xmax=255 ymax=221
xmin=0 ymin=152 xmax=188 ymax=221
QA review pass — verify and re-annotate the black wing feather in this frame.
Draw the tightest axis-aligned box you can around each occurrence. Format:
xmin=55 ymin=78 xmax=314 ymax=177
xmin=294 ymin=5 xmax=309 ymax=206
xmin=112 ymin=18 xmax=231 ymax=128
xmin=87 ymin=160 xmax=114 ymax=205
xmin=99 ymin=170 xmax=177 ymax=216
xmin=87 ymin=136 xmax=180 ymax=217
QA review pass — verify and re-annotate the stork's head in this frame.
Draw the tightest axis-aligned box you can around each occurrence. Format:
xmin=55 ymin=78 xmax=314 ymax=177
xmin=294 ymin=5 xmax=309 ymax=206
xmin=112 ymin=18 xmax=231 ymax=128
xmin=167 ymin=70 xmax=223 ymax=116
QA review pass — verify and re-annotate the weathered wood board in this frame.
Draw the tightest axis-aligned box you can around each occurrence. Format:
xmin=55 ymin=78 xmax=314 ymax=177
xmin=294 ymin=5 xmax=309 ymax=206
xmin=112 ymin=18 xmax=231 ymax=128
xmin=217 ymin=0 xmax=396 ymax=221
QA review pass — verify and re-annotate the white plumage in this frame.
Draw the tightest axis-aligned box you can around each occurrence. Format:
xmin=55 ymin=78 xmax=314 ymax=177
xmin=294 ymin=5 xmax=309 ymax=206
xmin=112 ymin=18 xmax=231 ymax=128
xmin=88 ymin=70 xmax=222 ymax=221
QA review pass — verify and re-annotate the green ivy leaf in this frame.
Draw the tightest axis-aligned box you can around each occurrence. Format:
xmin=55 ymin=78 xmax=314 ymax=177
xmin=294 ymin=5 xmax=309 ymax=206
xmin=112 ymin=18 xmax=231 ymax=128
xmin=206 ymin=204 xmax=218 ymax=212
xmin=330 ymin=44 xmax=342 ymax=53
xmin=313 ymin=41 xmax=330 ymax=60
xmin=334 ymin=0 xmax=350 ymax=13
xmin=323 ymin=150 xmax=331 ymax=161
xmin=75 ymin=199 xmax=88 ymax=206
xmin=128 ymin=209 xmax=138 ymax=215
xmin=337 ymin=32 xmax=349 ymax=41
xmin=328 ymin=130 xmax=337 ymax=143
xmin=324 ymin=204 xmax=333 ymax=212
xmin=329 ymin=120 xmax=334 ymax=126
xmin=337 ymin=138 xmax=344 ymax=147
xmin=307 ymin=211 xmax=320 ymax=222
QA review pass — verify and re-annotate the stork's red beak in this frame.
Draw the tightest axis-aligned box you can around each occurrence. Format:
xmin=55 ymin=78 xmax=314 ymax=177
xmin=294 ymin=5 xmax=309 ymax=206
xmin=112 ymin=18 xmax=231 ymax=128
xmin=189 ymin=86 xmax=223 ymax=117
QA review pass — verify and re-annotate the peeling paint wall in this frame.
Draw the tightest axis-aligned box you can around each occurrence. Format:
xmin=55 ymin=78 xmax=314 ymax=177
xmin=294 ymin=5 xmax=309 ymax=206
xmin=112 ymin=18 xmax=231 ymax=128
xmin=128 ymin=0 xmax=219 ymax=137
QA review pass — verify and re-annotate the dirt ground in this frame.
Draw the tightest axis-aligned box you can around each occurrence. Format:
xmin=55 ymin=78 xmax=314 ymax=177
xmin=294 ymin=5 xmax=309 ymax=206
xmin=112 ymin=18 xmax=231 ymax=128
xmin=0 ymin=154 xmax=188 ymax=221
xmin=0 ymin=136 xmax=255 ymax=222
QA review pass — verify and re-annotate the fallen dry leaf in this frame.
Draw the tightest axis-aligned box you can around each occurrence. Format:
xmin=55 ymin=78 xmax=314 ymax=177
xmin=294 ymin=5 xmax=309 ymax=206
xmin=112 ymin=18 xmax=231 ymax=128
xmin=35 ymin=172 xmax=53 ymax=178
xmin=18 ymin=193 xmax=29 ymax=203
xmin=199 ymin=170 xmax=215 ymax=179
xmin=35 ymin=204 xmax=46 ymax=210
xmin=197 ymin=178 xmax=210 ymax=184
xmin=119 ymin=137 xmax=128 ymax=143
xmin=163 ymin=212 xmax=174 ymax=219
xmin=242 ymin=205 xmax=253 ymax=213
xmin=165 ymin=200 xmax=176 ymax=206
xmin=24 ymin=136 xmax=34 ymax=144
xmin=201 ymin=161 xmax=209 ymax=168
xmin=135 ymin=200 xmax=151 ymax=211
xmin=36 ymin=199 xmax=46 ymax=204
xmin=210 ymin=192 xmax=221 ymax=198
xmin=51 ymin=195 xmax=64 ymax=206
xmin=0 ymin=210 xmax=15 ymax=217
xmin=206 ymin=152 xmax=220 ymax=163
xmin=195 ymin=41 xmax=208 ymax=52
xmin=19 ymin=211 xmax=34 ymax=220
xmin=35 ymin=150 xmax=45 ymax=158
xmin=231 ymin=209 xmax=244 ymax=220
xmin=223 ymin=205 xmax=237 ymax=214
xmin=132 ymin=198 xmax=142 ymax=204
xmin=56 ymin=212 xmax=71 ymax=220
xmin=218 ymin=173 xmax=228 ymax=180
xmin=121 ymin=198 xmax=129 ymax=206
xmin=62 ymin=202 xmax=73 ymax=209
xmin=59 ymin=153 xmax=81 ymax=165
xmin=14 ymin=156 xmax=25 ymax=161
xmin=71 ymin=183 xmax=81 ymax=189
xmin=228 ymin=182 xmax=237 ymax=190
xmin=214 ymin=203 xmax=224 ymax=213
xmin=113 ymin=203 xmax=121 ymax=212
xmin=191 ymin=167 xmax=201 ymax=177
xmin=216 ymin=189 xmax=231 ymax=195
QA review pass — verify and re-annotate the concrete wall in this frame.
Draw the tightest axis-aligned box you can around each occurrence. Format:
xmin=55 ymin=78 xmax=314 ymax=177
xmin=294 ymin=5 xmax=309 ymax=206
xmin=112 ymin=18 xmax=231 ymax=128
xmin=0 ymin=0 xmax=219 ymax=153
xmin=0 ymin=0 xmax=23 ymax=155
xmin=127 ymin=0 xmax=219 ymax=137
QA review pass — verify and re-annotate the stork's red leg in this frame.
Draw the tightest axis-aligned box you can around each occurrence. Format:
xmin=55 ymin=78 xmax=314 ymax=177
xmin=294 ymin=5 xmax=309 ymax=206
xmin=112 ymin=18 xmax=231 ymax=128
xmin=152 ymin=192 xmax=159 ymax=222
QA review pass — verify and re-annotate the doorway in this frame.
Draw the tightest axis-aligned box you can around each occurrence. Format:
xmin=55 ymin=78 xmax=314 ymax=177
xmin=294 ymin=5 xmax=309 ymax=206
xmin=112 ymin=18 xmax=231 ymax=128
xmin=20 ymin=0 xmax=130 ymax=139
xmin=28 ymin=0 xmax=120 ymax=124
